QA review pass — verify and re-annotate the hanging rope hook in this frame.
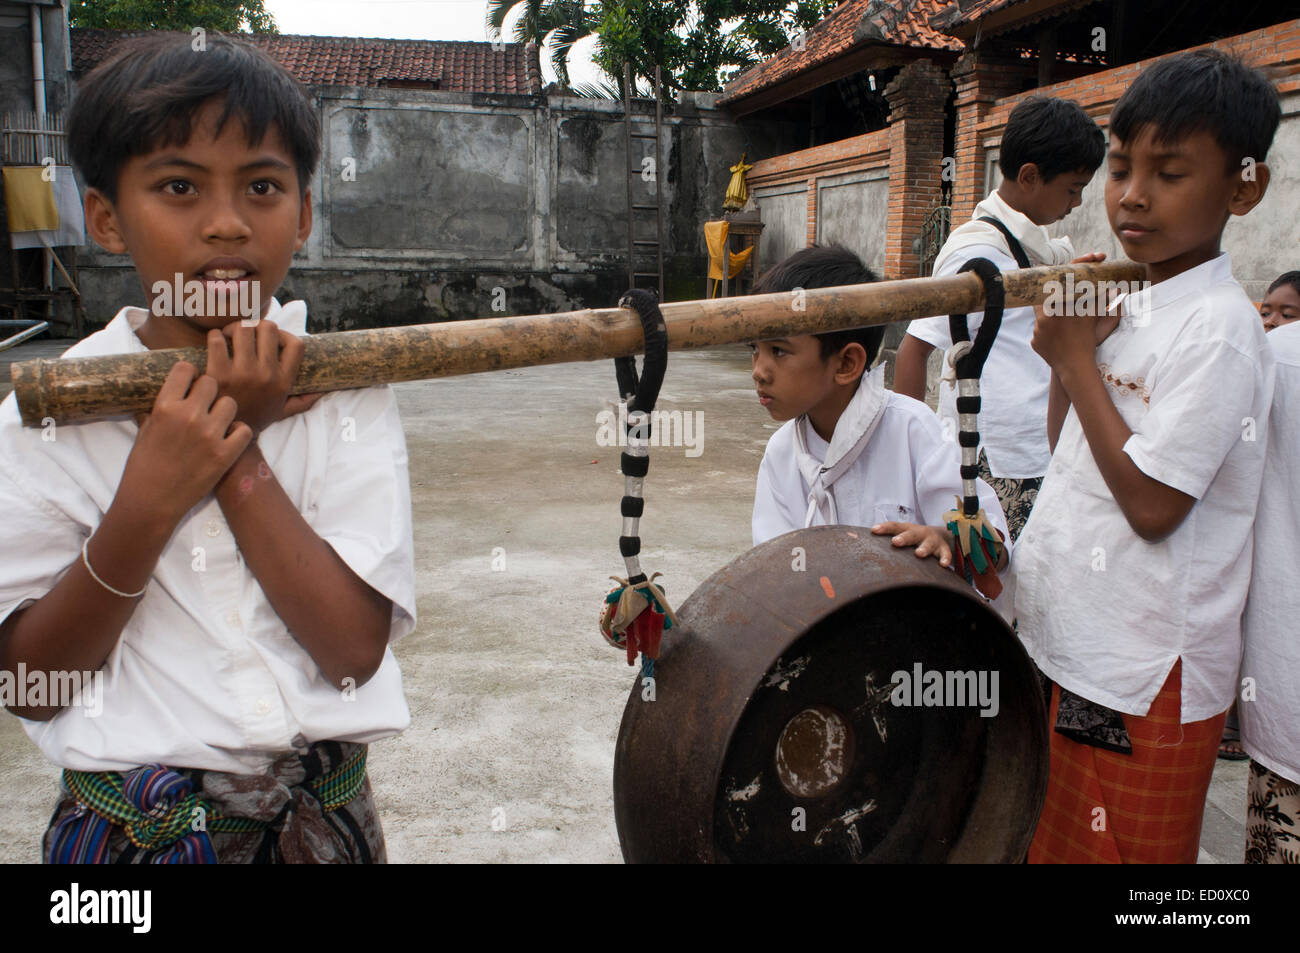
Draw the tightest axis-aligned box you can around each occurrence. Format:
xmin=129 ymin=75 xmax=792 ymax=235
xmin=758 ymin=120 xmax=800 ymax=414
xmin=601 ymin=289 xmax=677 ymax=677
xmin=942 ymin=257 xmax=1008 ymax=599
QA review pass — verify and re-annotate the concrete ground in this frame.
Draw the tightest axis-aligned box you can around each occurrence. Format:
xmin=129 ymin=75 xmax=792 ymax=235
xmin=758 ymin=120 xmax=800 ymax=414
xmin=0 ymin=337 xmax=1249 ymax=863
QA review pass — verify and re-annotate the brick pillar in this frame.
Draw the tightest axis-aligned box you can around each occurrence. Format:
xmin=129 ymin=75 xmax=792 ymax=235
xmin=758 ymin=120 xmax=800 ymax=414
xmin=949 ymin=51 xmax=1033 ymax=224
xmin=883 ymin=59 xmax=948 ymax=280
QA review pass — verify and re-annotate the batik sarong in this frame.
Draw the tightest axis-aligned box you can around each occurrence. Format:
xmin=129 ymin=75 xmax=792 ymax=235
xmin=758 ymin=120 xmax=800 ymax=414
xmin=976 ymin=450 xmax=1041 ymax=542
xmin=1245 ymin=759 xmax=1300 ymax=864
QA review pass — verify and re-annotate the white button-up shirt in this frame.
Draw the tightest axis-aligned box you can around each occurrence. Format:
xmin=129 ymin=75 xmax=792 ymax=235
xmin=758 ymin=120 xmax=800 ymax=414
xmin=0 ymin=300 xmax=416 ymax=772
xmin=1015 ymin=254 xmax=1273 ymax=722
xmin=1241 ymin=320 xmax=1300 ymax=782
xmin=753 ymin=391 xmax=1009 ymax=548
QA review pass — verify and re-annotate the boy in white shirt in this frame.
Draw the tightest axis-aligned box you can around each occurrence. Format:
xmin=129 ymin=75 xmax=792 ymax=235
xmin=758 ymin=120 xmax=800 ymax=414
xmin=750 ymin=245 xmax=1009 ymax=586
xmin=1240 ymin=317 xmax=1300 ymax=863
xmin=0 ymin=34 xmax=416 ymax=863
xmin=894 ymin=96 xmax=1106 ymax=539
xmin=1017 ymin=49 xmax=1279 ymax=864
xmin=1259 ymin=270 xmax=1300 ymax=332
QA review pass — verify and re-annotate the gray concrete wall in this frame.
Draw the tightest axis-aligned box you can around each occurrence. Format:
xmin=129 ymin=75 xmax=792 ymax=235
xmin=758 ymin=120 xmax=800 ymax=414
xmin=815 ymin=170 xmax=889 ymax=278
xmin=74 ymin=87 xmax=752 ymax=332
xmin=752 ymin=182 xmax=808 ymax=272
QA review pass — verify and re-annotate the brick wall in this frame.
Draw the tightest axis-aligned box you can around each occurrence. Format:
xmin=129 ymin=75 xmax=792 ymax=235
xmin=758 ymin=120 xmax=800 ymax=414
xmin=749 ymin=127 xmax=892 ymax=252
xmin=981 ymin=20 xmax=1300 ymax=133
xmin=949 ymin=52 xmax=1033 ymax=223
xmin=884 ymin=59 xmax=950 ymax=279
xmin=745 ymin=59 xmax=953 ymax=281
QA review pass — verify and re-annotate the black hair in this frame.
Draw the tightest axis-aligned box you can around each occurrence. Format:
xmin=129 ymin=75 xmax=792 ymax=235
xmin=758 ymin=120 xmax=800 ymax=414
xmin=68 ymin=33 xmax=321 ymax=202
xmin=752 ymin=244 xmax=884 ymax=367
xmin=999 ymin=95 xmax=1105 ymax=182
xmin=1268 ymin=271 xmax=1300 ymax=297
xmin=1109 ymin=49 xmax=1280 ymax=174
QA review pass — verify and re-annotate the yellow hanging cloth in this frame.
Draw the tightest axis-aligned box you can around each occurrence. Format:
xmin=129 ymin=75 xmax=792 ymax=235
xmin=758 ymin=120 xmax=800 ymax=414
xmin=2 ymin=167 xmax=59 ymax=232
xmin=724 ymin=152 xmax=753 ymax=211
xmin=705 ymin=221 xmax=754 ymax=297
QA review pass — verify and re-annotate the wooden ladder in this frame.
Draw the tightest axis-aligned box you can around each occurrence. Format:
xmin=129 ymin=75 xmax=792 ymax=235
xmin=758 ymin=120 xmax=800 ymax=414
xmin=623 ymin=64 xmax=664 ymax=298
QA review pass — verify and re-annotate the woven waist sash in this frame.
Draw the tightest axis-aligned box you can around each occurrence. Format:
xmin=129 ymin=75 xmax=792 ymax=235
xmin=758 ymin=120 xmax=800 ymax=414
xmin=52 ymin=744 xmax=368 ymax=863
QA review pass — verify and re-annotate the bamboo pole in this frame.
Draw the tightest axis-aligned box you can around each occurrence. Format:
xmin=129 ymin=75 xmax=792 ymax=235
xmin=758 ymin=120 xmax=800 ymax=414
xmin=12 ymin=260 xmax=1144 ymax=427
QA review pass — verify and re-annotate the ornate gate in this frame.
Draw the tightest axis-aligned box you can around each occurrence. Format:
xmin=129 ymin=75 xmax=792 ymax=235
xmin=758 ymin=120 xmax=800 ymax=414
xmin=919 ymin=203 xmax=951 ymax=277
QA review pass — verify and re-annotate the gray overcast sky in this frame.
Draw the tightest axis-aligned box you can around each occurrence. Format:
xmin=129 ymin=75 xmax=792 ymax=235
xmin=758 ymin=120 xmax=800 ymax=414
xmin=263 ymin=0 xmax=605 ymax=86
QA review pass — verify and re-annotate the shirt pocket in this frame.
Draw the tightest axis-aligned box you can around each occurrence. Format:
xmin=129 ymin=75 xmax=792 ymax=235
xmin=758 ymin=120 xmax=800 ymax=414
xmin=874 ymin=503 xmax=916 ymax=525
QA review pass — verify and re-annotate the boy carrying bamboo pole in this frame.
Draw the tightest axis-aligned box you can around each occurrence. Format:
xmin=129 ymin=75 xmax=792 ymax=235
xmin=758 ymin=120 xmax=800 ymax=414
xmin=0 ymin=34 xmax=415 ymax=863
xmin=1018 ymin=49 xmax=1279 ymax=864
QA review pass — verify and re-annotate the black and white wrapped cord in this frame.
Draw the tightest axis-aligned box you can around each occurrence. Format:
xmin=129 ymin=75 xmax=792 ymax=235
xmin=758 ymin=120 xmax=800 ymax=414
xmin=940 ymin=257 xmax=1008 ymax=596
xmin=614 ymin=289 xmax=667 ymax=586
xmin=599 ymin=289 xmax=678 ymax=673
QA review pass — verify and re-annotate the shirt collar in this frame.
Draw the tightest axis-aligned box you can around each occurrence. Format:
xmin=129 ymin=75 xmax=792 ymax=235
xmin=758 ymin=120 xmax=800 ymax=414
xmin=1123 ymin=253 xmax=1234 ymax=321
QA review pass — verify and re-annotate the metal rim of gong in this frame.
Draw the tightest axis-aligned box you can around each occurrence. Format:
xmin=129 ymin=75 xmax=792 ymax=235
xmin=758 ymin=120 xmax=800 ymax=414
xmin=612 ymin=525 xmax=1049 ymax=863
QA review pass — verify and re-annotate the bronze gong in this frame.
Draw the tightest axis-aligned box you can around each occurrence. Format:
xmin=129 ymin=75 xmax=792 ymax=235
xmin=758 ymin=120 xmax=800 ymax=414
xmin=612 ymin=526 xmax=1049 ymax=863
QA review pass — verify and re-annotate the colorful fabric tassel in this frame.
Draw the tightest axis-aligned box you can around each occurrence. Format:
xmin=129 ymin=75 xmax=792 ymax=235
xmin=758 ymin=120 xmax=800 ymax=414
xmin=943 ymin=497 xmax=1006 ymax=601
xmin=600 ymin=573 xmax=678 ymax=666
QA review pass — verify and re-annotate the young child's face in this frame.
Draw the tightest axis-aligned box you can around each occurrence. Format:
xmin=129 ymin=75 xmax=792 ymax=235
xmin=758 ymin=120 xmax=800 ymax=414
xmin=1104 ymin=127 xmax=1247 ymax=283
xmin=1021 ymin=167 xmax=1094 ymax=226
xmin=1261 ymin=283 xmax=1300 ymax=332
xmin=750 ymin=335 xmax=840 ymax=423
xmin=85 ymin=98 xmax=312 ymax=344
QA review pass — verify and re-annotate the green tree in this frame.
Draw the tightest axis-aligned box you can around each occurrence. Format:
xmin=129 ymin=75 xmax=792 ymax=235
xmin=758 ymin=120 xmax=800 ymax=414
xmin=68 ymin=0 xmax=277 ymax=33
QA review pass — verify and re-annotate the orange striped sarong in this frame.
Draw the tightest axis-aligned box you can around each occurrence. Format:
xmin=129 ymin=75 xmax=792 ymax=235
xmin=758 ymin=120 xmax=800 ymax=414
xmin=1028 ymin=660 xmax=1226 ymax=864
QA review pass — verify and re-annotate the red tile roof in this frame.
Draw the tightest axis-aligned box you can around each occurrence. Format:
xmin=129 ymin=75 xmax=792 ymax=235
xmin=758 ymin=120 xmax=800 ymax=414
xmin=719 ymin=0 xmax=962 ymax=106
xmin=933 ymin=0 xmax=1019 ymax=28
xmin=70 ymin=29 xmax=543 ymax=96
xmin=932 ymin=0 xmax=1101 ymax=37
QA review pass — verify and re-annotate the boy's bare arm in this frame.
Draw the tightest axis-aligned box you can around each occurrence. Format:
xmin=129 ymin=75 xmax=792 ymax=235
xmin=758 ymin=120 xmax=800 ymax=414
xmin=0 ymin=364 xmax=252 ymax=720
xmin=1046 ymin=369 xmax=1070 ymax=453
xmin=213 ymin=443 xmax=392 ymax=689
xmin=1032 ymin=309 xmax=1193 ymax=541
xmin=204 ymin=322 xmax=391 ymax=690
xmin=893 ymin=335 xmax=934 ymax=401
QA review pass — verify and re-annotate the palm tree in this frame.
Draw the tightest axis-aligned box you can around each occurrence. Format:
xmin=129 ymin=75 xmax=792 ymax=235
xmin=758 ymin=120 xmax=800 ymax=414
xmin=542 ymin=0 xmax=599 ymax=88
xmin=486 ymin=0 xmax=597 ymax=88
xmin=485 ymin=0 xmax=548 ymax=44
xmin=486 ymin=0 xmax=595 ymax=88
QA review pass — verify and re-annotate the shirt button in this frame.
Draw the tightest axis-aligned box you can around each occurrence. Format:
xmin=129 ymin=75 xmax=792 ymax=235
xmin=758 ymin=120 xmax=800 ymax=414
xmin=205 ymin=519 xmax=221 ymax=537
xmin=253 ymin=698 xmax=272 ymax=716
xmin=225 ymin=610 xmax=242 ymax=628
